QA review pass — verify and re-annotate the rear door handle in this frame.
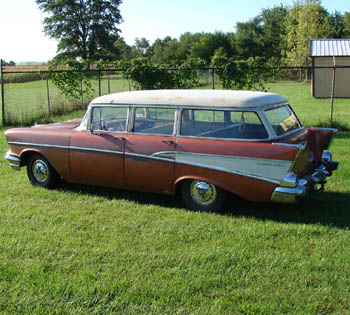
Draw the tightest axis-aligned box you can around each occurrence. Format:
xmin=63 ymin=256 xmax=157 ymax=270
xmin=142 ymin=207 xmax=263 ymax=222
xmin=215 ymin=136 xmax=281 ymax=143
xmin=161 ymin=140 xmax=175 ymax=145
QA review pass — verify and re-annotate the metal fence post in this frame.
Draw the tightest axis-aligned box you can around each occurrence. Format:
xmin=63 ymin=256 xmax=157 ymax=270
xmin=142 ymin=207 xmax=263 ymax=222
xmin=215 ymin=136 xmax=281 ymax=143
xmin=212 ymin=68 xmax=215 ymax=90
xmin=0 ymin=59 xmax=5 ymax=126
xmin=46 ymin=72 xmax=51 ymax=116
xmin=330 ymin=60 xmax=336 ymax=123
xmin=107 ymin=71 xmax=111 ymax=94
xmin=98 ymin=70 xmax=101 ymax=96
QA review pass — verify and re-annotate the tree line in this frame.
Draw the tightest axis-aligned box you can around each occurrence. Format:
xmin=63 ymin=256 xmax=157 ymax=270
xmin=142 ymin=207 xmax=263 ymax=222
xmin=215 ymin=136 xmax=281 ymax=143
xmin=36 ymin=0 xmax=350 ymax=67
xmin=32 ymin=0 xmax=350 ymax=98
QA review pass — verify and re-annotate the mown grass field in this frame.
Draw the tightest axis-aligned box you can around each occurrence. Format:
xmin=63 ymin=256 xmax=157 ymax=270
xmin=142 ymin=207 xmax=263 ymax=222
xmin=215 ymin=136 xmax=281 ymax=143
xmin=1 ymin=74 xmax=131 ymax=125
xmin=1 ymin=81 xmax=350 ymax=313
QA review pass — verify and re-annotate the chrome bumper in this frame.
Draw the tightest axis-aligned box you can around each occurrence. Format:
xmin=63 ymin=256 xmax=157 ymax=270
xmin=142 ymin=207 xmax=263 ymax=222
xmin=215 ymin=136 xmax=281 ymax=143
xmin=271 ymin=150 xmax=338 ymax=203
xmin=5 ymin=151 xmax=21 ymax=171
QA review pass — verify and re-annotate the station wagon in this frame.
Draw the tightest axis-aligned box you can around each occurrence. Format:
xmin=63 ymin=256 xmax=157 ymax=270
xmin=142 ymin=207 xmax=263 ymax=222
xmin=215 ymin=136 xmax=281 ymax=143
xmin=5 ymin=90 xmax=338 ymax=211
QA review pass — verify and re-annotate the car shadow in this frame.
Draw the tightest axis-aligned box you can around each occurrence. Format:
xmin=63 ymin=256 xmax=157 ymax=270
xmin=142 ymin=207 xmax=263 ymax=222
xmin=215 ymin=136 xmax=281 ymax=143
xmin=223 ymin=191 xmax=350 ymax=229
xmin=58 ymin=181 xmax=184 ymax=209
xmin=58 ymin=181 xmax=350 ymax=229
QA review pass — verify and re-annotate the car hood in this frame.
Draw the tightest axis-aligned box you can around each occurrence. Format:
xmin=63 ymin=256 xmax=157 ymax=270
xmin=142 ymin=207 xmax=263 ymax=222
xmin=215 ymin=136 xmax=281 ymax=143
xmin=32 ymin=118 xmax=82 ymax=130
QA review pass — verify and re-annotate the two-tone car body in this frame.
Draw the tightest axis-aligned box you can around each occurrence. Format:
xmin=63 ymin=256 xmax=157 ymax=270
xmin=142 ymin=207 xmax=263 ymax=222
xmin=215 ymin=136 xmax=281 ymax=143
xmin=5 ymin=90 xmax=338 ymax=211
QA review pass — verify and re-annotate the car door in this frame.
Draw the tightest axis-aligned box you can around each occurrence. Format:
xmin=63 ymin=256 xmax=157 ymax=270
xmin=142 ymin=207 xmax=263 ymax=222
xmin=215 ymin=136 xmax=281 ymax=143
xmin=124 ymin=106 xmax=176 ymax=194
xmin=69 ymin=106 xmax=128 ymax=188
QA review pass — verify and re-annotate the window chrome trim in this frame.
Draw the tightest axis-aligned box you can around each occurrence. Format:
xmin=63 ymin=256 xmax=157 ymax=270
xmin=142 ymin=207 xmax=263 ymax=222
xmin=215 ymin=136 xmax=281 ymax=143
xmin=176 ymin=135 xmax=270 ymax=142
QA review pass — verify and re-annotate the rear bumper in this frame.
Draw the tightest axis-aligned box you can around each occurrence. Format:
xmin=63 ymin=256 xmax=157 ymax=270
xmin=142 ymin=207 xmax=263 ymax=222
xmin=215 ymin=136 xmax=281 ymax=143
xmin=271 ymin=150 xmax=338 ymax=203
xmin=5 ymin=151 xmax=21 ymax=171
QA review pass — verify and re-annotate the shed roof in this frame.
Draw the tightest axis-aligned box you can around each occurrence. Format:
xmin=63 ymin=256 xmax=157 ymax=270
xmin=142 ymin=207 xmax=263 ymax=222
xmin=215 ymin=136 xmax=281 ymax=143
xmin=91 ymin=90 xmax=287 ymax=108
xmin=310 ymin=39 xmax=350 ymax=57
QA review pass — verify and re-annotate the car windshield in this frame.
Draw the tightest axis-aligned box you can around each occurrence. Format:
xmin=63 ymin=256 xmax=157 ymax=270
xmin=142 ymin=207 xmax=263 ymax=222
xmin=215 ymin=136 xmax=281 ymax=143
xmin=265 ymin=105 xmax=301 ymax=136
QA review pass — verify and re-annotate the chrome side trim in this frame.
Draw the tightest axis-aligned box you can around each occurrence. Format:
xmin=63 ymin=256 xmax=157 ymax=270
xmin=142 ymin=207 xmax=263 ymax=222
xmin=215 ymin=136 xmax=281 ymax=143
xmin=8 ymin=141 xmax=68 ymax=149
xmin=7 ymin=141 xmax=281 ymax=184
xmin=125 ymin=151 xmax=175 ymax=163
xmin=153 ymin=150 xmax=291 ymax=165
xmin=272 ymin=142 xmax=305 ymax=149
xmin=70 ymin=146 xmax=124 ymax=156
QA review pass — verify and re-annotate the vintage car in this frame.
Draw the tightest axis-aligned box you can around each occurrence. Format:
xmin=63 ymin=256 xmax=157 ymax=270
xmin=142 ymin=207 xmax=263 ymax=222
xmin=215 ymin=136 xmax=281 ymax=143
xmin=5 ymin=90 xmax=338 ymax=211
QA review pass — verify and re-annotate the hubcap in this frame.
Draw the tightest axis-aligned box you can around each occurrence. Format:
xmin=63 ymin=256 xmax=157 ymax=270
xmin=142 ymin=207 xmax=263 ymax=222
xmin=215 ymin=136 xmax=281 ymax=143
xmin=190 ymin=180 xmax=217 ymax=206
xmin=32 ymin=159 xmax=49 ymax=184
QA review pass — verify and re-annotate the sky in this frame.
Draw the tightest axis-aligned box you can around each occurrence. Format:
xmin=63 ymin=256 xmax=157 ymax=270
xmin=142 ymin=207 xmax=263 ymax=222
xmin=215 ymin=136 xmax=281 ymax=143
xmin=0 ymin=0 xmax=349 ymax=63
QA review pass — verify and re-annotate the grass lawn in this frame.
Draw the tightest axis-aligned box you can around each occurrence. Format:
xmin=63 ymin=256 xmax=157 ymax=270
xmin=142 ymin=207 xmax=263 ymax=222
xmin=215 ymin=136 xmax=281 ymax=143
xmin=1 ymin=78 xmax=350 ymax=129
xmin=1 ymin=74 xmax=131 ymax=126
xmin=1 ymin=101 xmax=350 ymax=313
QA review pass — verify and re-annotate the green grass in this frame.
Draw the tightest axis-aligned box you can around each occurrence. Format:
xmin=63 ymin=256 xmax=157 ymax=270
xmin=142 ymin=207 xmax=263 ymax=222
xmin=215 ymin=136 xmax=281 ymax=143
xmin=1 ymin=111 xmax=350 ymax=312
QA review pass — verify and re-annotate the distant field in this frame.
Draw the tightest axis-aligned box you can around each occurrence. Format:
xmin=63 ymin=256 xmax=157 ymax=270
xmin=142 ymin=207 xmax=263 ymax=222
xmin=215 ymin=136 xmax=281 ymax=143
xmin=1 ymin=78 xmax=349 ymax=128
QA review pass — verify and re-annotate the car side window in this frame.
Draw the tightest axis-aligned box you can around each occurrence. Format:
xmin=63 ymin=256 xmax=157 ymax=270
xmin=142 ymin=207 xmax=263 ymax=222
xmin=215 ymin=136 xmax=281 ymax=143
xmin=180 ymin=109 xmax=268 ymax=139
xmin=133 ymin=107 xmax=175 ymax=135
xmin=91 ymin=107 xmax=128 ymax=132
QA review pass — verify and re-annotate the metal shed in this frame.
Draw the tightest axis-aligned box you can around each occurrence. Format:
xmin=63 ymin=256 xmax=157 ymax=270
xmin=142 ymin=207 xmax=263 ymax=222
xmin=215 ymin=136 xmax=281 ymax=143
xmin=311 ymin=39 xmax=350 ymax=98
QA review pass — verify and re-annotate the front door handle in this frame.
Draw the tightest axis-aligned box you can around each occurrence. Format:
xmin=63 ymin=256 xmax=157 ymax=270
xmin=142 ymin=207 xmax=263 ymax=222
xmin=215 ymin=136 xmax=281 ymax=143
xmin=161 ymin=140 xmax=174 ymax=145
xmin=113 ymin=137 xmax=125 ymax=141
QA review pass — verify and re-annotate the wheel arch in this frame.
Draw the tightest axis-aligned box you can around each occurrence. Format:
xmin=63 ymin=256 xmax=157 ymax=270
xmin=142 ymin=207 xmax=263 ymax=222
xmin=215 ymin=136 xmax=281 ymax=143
xmin=174 ymin=175 xmax=230 ymax=196
xmin=20 ymin=149 xmax=60 ymax=176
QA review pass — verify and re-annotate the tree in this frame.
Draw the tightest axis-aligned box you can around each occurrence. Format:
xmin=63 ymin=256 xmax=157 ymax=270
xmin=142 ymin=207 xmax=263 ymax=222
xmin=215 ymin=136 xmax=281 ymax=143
xmin=282 ymin=0 xmax=330 ymax=66
xmin=36 ymin=0 xmax=122 ymax=61
xmin=235 ymin=17 xmax=263 ymax=59
xmin=114 ymin=38 xmax=133 ymax=60
xmin=260 ymin=6 xmax=288 ymax=60
xmin=342 ymin=12 xmax=350 ymax=37
xmin=134 ymin=37 xmax=151 ymax=57
xmin=151 ymin=36 xmax=183 ymax=65
xmin=191 ymin=32 xmax=235 ymax=63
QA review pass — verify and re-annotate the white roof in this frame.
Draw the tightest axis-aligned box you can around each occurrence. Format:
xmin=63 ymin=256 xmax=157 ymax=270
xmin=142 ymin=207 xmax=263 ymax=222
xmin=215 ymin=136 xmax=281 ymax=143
xmin=311 ymin=39 xmax=350 ymax=57
xmin=91 ymin=90 xmax=287 ymax=108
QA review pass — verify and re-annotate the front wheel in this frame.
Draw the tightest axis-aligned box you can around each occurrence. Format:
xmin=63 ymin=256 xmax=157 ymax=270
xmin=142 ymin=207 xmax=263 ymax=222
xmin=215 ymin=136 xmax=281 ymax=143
xmin=181 ymin=179 xmax=227 ymax=212
xmin=27 ymin=154 xmax=60 ymax=189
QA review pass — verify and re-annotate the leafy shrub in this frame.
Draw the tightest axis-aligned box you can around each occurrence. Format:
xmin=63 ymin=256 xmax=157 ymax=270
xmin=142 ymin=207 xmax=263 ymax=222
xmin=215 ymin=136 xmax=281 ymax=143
xmin=120 ymin=58 xmax=204 ymax=90
xmin=48 ymin=59 xmax=94 ymax=102
xmin=211 ymin=56 xmax=272 ymax=91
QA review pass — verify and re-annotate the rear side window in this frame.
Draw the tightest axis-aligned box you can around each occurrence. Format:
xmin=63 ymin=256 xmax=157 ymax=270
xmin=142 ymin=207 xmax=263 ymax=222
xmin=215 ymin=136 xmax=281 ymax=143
xmin=180 ymin=109 xmax=268 ymax=139
xmin=133 ymin=107 xmax=176 ymax=135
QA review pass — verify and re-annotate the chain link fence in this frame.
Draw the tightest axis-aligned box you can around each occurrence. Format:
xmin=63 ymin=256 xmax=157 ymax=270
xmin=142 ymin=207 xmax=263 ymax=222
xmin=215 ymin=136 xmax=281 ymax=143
xmin=1 ymin=62 xmax=349 ymax=128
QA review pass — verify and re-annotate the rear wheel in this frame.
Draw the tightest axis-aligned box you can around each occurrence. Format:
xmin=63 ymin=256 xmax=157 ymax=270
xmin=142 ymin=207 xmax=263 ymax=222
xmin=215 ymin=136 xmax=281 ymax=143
xmin=27 ymin=154 xmax=60 ymax=188
xmin=181 ymin=179 xmax=227 ymax=212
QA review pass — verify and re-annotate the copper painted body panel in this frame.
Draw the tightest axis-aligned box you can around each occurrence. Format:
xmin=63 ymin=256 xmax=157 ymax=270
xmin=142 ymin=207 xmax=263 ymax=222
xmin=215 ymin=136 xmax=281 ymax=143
xmin=4 ymin=90 xmax=339 ymax=208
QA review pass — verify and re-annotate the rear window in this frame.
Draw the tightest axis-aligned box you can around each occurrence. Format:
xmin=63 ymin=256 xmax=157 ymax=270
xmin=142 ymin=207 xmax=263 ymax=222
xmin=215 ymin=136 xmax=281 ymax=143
xmin=265 ymin=106 xmax=301 ymax=136
xmin=180 ymin=109 xmax=268 ymax=139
